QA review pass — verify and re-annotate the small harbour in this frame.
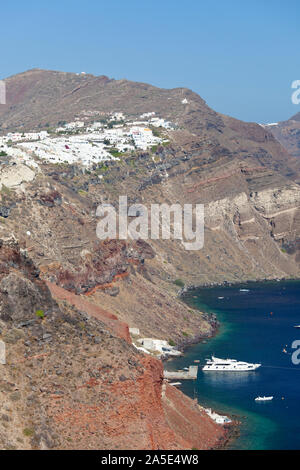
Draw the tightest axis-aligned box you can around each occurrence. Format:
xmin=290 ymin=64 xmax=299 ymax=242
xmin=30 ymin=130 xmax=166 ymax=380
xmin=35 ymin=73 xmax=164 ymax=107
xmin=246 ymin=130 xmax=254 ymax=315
xmin=166 ymin=280 xmax=300 ymax=450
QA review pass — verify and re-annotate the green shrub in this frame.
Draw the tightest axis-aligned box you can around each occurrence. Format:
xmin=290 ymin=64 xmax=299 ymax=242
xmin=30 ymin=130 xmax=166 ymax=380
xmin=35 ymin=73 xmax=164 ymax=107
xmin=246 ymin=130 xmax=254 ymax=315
xmin=78 ymin=189 xmax=88 ymax=196
xmin=35 ymin=309 xmax=44 ymax=319
xmin=152 ymin=128 xmax=161 ymax=137
xmin=174 ymin=279 xmax=184 ymax=287
xmin=0 ymin=184 xmax=11 ymax=195
xmin=168 ymin=339 xmax=176 ymax=347
xmin=109 ymin=149 xmax=125 ymax=158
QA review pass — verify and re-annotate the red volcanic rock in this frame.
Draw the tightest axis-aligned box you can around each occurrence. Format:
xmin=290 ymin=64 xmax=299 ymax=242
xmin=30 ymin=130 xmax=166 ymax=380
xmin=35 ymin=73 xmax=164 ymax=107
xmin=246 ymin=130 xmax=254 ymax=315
xmin=162 ymin=382 xmax=227 ymax=449
xmin=0 ymin=239 xmax=229 ymax=450
xmin=46 ymin=355 xmax=228 ymax=450
xmin=44 ymin=284 xmax=227 ymax=449
xmin=46 ymin=281 xmax=131 ymax=342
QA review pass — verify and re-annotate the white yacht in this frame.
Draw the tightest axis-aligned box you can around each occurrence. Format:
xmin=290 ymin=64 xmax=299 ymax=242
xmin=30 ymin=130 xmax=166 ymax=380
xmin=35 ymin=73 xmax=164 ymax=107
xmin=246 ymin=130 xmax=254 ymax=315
xmin=203 ymin=356 xmax=261 ymax=371
xmin=255 ymin=396 xmax=273 ymax=401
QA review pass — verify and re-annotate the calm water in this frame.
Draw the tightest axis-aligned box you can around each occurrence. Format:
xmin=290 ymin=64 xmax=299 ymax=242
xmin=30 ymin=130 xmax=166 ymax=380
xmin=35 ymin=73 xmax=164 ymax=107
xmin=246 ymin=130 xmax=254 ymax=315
xmin=166 ymin=281 xmax=300 ymax=449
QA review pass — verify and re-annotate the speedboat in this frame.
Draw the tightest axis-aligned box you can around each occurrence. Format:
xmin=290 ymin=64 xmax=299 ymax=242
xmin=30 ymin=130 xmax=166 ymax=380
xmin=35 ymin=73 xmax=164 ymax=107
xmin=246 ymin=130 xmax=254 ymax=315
xmin=294 ymin=325 xmax=300 ymax=328
xmin=203 ymin=356 xmax=261 ymax=371
xmin=255 ymin=396 xmax=273 ymax=401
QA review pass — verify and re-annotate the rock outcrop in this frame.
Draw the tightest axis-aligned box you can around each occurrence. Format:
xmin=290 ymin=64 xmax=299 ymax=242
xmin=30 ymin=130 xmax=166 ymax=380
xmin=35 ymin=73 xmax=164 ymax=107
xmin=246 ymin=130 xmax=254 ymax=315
xmin=0 ymin=239 xmax=227 ymax=450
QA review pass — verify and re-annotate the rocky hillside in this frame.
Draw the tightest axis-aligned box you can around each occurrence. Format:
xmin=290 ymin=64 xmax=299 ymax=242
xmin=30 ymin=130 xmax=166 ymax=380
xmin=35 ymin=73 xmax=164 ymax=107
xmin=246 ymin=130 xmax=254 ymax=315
xmin=264 ymin=112 xmax=300 ymax=182
xmin=0 ymin=69 xmax=299 ymax=334
xmin=0 ymin=68 xmax=217 ymax=135
xmin=0 ymin=238 xmax=229 ymax=450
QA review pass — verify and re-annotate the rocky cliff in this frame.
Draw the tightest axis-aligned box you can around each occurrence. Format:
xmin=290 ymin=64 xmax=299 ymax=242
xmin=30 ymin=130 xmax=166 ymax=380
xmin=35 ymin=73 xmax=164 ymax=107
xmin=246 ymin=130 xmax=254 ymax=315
xmin=263 ymin=113 xmax=300 ymax=183
xmin=0 ymin=239 xmax=227 ymax=450
xmin=0 ymin=70 xmax=299 ymax=337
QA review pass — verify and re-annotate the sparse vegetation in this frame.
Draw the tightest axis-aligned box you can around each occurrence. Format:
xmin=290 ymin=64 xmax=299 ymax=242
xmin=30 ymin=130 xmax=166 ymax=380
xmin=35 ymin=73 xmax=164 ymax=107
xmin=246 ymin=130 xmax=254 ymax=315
xmin=96 ymin=164 xmax=109 ymax=173
xmin=23 ymin=428 xmax=34 ymax=437
xmin=174 ymin=279 xmax=185 ymax=287
xmin=152 ymin=128 xmax=161 ymax=137
xmin=108 ymin=149 xmax=126 ymax=158
xmin=78 ymin=189 xmax=88 ymax=196
xmin=35 ymin=309 xmax=45 ymax=319
xmin=0 ymin=184 xmax=11 ymax=195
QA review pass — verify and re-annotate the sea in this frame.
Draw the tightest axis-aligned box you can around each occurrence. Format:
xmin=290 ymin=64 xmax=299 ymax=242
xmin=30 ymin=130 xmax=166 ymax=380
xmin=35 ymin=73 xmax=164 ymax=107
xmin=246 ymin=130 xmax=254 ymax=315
xmin=166 ymin=281 xmax=300 ymax=450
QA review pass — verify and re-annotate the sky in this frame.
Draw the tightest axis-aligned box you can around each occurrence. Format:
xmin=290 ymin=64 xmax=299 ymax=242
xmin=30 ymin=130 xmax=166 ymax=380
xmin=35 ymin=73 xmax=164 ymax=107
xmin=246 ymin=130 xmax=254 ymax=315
xmin=1 ymin=0 xmax=300 ymax=123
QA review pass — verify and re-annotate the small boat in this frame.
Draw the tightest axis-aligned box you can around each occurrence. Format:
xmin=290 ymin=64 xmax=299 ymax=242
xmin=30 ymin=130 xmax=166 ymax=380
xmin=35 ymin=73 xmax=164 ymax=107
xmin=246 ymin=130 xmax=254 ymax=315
xmin=294 ymin=325 xmax=300 ymax=328
xmin=255 ymin=396 xmax=273 ymax=402
xmin=218 ymin=296 xmax=224 ymax=299
xmin=240 ymin=289 xmax=250 ymax=292
xmin=169 ymin=382 xmax=182 ymax=386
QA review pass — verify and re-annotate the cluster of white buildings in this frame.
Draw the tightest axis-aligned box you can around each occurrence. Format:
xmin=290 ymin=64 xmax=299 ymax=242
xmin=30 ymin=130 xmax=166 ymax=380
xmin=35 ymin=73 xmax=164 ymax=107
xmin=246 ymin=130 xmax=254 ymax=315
xmin=135 ymin=337 xmax=182 ymax=358
xmin=149 ymin=117 xmax=174 ymax=129
xmin=18 ymin=135 xmax=114 ymax=166
xmin=0 ymin=111 xmax=173 ymax=167
xmin=128 ymin=126 xmax=162 ymax=150
xmin=0 ymin=131 xmax=48 ymax=143
xmin=62 ymin=121 xmax=85 ymax=131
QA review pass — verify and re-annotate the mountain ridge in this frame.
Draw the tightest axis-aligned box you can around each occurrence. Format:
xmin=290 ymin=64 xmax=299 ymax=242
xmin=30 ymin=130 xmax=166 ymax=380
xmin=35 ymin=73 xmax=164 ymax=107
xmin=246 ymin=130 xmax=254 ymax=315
xmin=0 ymin=68 xmax=299 ymax=449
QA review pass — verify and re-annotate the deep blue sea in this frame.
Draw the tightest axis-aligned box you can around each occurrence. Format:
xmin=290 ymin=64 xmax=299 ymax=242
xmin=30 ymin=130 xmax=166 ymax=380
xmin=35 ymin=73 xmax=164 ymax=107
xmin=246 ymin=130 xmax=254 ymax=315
xmin=166 ymin=281 xmax=300 ymax=450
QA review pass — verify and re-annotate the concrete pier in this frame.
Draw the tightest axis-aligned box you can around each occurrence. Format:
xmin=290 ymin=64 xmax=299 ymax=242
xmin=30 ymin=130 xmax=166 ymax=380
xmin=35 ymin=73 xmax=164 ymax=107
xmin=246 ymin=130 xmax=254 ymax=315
xmin=164 ymin=365 xmax=198 ymax=380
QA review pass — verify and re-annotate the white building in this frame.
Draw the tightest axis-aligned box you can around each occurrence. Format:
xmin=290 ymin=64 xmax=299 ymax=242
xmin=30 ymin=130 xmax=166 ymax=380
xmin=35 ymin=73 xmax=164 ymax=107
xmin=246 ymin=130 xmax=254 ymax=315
xmin=129 ymin=327 xmax=140 ymax=336
xmin=205 ymin=408 xmax=232 ymax=425
xmin=137 ymin=338 xmax=182 ymax=357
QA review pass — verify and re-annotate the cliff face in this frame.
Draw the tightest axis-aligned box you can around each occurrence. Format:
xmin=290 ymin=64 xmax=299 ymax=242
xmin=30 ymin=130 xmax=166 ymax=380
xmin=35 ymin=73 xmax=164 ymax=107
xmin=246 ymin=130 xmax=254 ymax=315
xmin=0 ymin=239 xmax=226 ymax=450
xmin=45 ymin=355 xmax=227 ymax=450
xmin=0 ymin=69 xmax=299 ymax=342
xmin=264 ymin=115 xmax=300 ymax=183
xmin=0 ymin=70 xmax=299 ymax=449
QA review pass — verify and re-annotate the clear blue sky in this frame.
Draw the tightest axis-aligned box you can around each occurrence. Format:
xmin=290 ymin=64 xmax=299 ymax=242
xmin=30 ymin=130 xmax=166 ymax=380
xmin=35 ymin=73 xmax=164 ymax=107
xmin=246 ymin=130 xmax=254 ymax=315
xmin=1 ymin=0 xmax=300 ymax=123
